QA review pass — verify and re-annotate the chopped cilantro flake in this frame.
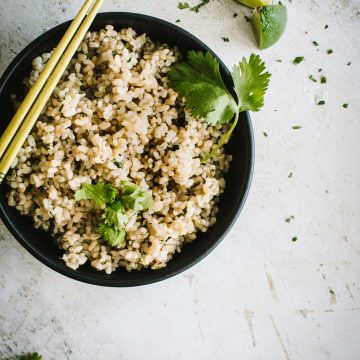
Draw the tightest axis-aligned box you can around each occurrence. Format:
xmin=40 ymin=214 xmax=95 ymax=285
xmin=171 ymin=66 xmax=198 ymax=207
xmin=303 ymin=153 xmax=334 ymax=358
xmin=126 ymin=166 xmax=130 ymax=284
xmin=178 ymin=2 xmax=189 ymax=9
xmin=293 ymin=56 xmax=305 ymax=65
xmin=190 ymin=0 xmax=210 ymax=12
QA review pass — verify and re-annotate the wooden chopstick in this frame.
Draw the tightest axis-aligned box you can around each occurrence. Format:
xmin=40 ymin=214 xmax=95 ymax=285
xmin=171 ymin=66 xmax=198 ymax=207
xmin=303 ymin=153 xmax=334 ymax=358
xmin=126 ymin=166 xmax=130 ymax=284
xmin=0 ymin=0 xmax=104 ymax=183
xmin=0 ymin=0 xmax=96 ymax=160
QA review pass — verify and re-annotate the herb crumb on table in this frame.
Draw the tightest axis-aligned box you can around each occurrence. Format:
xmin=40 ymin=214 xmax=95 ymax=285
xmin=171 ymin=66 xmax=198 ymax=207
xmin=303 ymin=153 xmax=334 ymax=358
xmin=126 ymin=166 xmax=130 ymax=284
xmin=293 ymin=56 xmax=305 ymax=64
xmin=177 ymin=2 xmax=189 ymax=9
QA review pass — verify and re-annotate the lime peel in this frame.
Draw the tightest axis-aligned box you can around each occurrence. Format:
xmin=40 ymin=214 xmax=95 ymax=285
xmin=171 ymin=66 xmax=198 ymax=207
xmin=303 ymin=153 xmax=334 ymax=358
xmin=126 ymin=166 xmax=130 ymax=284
xmin=237 ymin=0 xmax=272 ymax=8
xmin=251 ymin=4 xmax=287 ymax=50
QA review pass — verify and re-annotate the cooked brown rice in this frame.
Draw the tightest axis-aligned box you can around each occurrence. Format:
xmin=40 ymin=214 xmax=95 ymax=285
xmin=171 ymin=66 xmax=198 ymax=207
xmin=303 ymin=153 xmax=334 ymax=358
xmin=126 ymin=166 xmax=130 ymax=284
xmin=7 ymin=26 xmax=231 ymax=273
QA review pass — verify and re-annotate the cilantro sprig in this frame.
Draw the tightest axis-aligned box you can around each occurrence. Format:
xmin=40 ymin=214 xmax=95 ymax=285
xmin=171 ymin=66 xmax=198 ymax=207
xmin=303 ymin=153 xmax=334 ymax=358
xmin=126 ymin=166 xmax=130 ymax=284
xmin=168 ymin=51 xmax=270 ymax=162
xmin=75 ymin=182 xmax=153 ymax=247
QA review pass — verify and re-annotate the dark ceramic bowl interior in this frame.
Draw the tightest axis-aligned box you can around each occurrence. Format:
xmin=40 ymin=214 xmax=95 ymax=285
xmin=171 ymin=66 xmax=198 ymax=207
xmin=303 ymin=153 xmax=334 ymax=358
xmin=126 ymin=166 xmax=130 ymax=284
xmin=0 ymin=12 xmax=254 ymax=286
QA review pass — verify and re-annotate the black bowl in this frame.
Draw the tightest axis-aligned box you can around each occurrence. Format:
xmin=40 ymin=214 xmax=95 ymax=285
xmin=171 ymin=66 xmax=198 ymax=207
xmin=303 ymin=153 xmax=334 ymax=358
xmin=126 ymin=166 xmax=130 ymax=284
xmin=0 ymin=12 xmax=254 ymax=286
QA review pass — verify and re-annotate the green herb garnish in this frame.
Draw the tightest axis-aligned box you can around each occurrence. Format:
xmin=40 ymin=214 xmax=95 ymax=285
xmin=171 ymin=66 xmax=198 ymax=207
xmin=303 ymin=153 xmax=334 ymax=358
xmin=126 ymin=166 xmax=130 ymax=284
xmin=285 ymin=215 xmax=295 ymax=223
xmin=98 ymin=223 xmax=126 ymax=247
xmin=317 ymin=100 xmax=325 ymax=105
xmin=309 ymin=75 xmax=317 ymax=82
xmin=178 ymin=2 xmax=190 ymax=9
xmin=327 ymin=49 xmax=333 ymax=54
xmin=312 ymin=41 xmax=319 ymax=46
xmin=222 ymin=37 xmax=230 ymax=42
xmin=292 ymin=125 xmax=301 ymax=130
xmin=20 ymin=354 xmax=42 ymax=360
xmin=169 ymin=51 xmax=270 ymax=162
xmin=75 ymin=183 xmax=117 ymax=206
xmin=343 ymin=103 xmax=348 ymax=108
xmin=75 ymin=182 xmax=152 ymax=247
xmin=120 ymin=182 xmax=153 ymax=212
xmin=293 ymin=56 xmax=305 ymax=65
xmin=292 ymin=237 xmax=298 ymax=242
xmin=190 ymin=0 xmax=210 ymax=12
xmin=101 ymin=201 xmax=128 ymax=229
xmin=320 ymin=76 xmax=327 ymax=84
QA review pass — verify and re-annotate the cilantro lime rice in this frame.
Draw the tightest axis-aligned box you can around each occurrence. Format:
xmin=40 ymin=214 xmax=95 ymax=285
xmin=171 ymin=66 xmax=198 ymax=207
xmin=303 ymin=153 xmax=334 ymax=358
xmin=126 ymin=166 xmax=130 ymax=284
xmin=7 ymin=26 xmax=231 ymax=273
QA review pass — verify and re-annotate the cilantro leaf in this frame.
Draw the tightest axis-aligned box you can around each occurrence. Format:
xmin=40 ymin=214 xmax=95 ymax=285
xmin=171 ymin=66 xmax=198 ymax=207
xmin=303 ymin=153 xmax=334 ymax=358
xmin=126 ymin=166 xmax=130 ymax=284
xmin=75 ymin=183 xmax=117 ymax=206
xmin=98 ymin=222 xmax=126 ymax=247
xmin=231 ymin=54 xmax=271 ymax=112
xmin=101 ymin=200 xmax=128 ymax=230
xmin=120 ymin=182 xmax=153 ymax=212
xmin=168 ymin=51 xmax=237 ymax=125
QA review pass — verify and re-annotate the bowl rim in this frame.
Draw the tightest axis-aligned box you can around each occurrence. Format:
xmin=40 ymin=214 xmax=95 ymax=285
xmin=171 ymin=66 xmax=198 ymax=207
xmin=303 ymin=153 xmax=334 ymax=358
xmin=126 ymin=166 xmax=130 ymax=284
xmin=0 ymin=12 xmax=254 ymax=287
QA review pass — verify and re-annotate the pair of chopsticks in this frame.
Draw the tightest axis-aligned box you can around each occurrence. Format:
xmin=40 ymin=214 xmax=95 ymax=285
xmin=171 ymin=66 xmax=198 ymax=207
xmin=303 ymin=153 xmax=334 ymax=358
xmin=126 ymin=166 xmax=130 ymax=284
xmin=0 ymin=0 xmax=104 ymax=184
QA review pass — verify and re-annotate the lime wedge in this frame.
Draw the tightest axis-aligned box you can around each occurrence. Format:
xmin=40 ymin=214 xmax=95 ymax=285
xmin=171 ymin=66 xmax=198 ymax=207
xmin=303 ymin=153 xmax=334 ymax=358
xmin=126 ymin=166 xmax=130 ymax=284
xmin=237 ymin=0 xmax=272 ymax=7
xmin=251 ymin=4 xmax=287 ymax=50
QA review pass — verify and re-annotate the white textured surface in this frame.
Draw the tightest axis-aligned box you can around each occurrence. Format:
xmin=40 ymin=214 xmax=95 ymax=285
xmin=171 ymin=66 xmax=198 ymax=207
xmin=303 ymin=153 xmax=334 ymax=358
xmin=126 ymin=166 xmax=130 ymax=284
xmin=1 ymin=0 xmax=360 ymax=359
